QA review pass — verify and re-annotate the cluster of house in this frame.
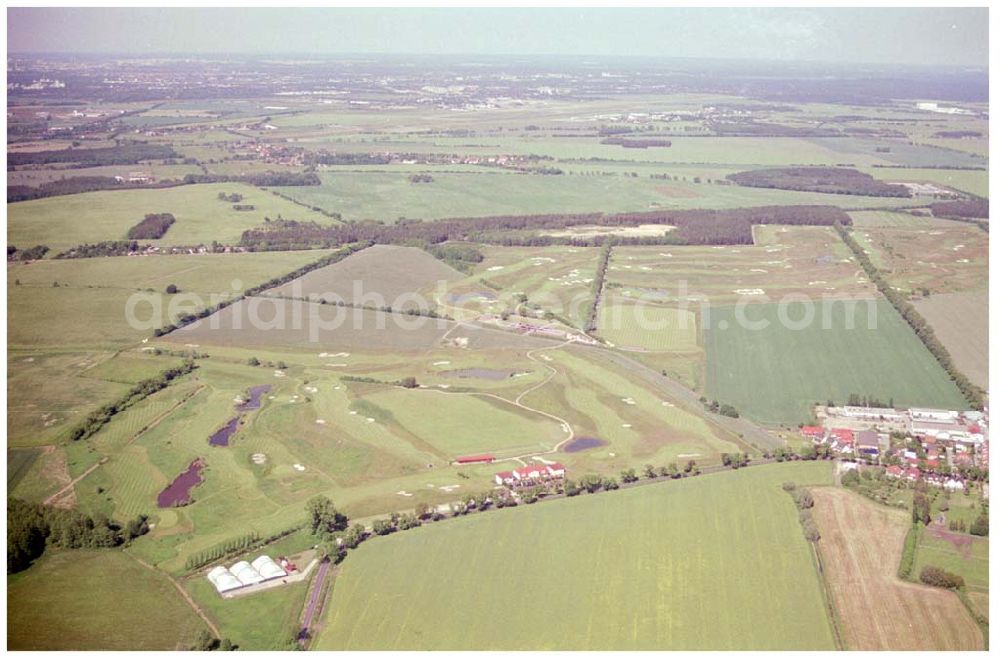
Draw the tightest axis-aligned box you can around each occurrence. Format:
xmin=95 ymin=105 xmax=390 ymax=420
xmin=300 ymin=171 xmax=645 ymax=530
xmin=803 ymin=406 xmax=989 ymax=489
xmin=494 ymin=463 xmax=566 ymax=487
xmin=229 ymin=140 xmax=303 ymax=167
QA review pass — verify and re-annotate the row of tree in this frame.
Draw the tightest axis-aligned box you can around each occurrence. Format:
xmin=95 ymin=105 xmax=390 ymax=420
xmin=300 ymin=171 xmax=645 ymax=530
xmin=583 ymin=242 xmax=613 ymax=332
xmin=55 ymin=240 xmax=146 ymax=259
xmin=8 ymin=142 xmax=178 ymax=167
xmin=69 ymin=360 xmax=197 ymax=441
xmin=7 ymin=244 xmax=49 ymax=261
xmin=834 ymin=222 xmax=984 ymax=409
xmin=152 ymin=242 xmax=367 ymax=337
xmin=8 ymin=499 xmax=149 ymax=573
xmin=783 ymin=483 xmax=821 ymax=542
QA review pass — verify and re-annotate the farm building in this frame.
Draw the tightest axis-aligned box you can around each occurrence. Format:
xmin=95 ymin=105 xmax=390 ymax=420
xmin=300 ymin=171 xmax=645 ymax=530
xmin=801 ymin=426 xmax=826 ymax=440
xmin=856 ymin=431 xmax=880 ymax=457
xmin=494 ymin=463 xmax=566 ymax=486
xmin=455 ymin=454 xmax=495 ymax=465
xmin=205 ymin=555 xmax=287 ymax=594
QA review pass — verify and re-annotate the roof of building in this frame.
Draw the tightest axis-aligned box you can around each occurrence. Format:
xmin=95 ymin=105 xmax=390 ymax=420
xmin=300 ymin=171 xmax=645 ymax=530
xmin=856 ymin=430 xmax=879 ymax=446
xmin=801 ymin=425 xmax=825 ymax=436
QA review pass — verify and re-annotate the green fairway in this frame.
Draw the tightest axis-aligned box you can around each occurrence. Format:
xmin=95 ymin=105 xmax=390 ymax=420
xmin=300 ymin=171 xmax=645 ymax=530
xmin=703 ymin=299 xmax=968 ymax=424
xmin=598 ymin=302 xmax=699 ymax=351
xmin=317 ymin=461 xmax=836 ymax=650
xmin=7 ymin=183 xmax=332 ymax=253
xmin=6 ymin=550 xmax=207 ymax=650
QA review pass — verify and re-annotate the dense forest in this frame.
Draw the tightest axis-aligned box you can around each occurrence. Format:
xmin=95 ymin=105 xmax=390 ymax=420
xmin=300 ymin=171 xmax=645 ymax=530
xmin=8 ymin=499 xmax=150 ymax=574
xmin=7 ymin=142 xmax=178 ymax=167
xmin=239 ymin=205 xmax=851 ymax=251
xmin=929 ymin=197 xmax=989 ymax=219
xmin=727 ymin=167 xmax=911 ymax=197
xmin=126 ymin=213 xmax=176 ymax=239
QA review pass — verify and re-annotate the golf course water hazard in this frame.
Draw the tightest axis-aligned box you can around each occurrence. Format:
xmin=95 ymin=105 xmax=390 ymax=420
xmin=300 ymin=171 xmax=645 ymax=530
xmin=208 ymin=417 xmax=240 ymax=447
xmin=157 ymin=459 xmax=204 ymax=508
xmin=562 ymin=437 xmax=606 ymax=453
xmin=236 ymin=384 xmax=271 ymax=411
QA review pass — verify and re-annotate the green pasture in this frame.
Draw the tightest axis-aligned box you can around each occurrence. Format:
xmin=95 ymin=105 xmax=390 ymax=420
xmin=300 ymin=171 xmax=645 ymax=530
xmin=703 ymin=300 xmax=968 ymax=425
xmin=317 ymin=461 xmax=836 ymax=650
xmin=184 ymin=577 xmax=308 ymax=650
xmin=7 ymin=183 xmax=331 ymax=252
xmin=913 ymin=530 xmax=989 ymax=593
xmin=7 ymin=550 xmax=207 ymax=650
xmin=598 ymin=301 xmax=699 ymax=351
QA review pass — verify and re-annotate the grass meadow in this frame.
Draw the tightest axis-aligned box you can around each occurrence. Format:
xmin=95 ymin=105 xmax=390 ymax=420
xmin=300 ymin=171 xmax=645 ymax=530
xmin=6 ymin=550 xmax=207 ymax=650
xmin=318 ymin=461 xmax=836 ymax=650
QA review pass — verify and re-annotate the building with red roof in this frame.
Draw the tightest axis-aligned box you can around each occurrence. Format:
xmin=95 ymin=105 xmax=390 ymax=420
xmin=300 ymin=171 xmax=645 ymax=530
xmin=801 ymin=426 xmax=826 ymax=439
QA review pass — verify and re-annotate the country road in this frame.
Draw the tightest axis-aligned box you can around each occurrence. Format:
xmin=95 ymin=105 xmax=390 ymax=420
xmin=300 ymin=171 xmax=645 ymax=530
xmin=299 ymin=559 xmax=332 ymax=647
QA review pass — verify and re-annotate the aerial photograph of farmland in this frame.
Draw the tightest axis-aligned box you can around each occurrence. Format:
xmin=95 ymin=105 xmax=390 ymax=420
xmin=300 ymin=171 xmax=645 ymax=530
xmin=5 ymin=5 xmax=992 ymax=652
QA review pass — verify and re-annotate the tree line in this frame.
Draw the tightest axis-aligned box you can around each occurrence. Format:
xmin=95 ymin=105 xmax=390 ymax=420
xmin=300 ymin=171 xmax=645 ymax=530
xmin=68 ymin=360 xmax=197 ymax=441
xmin=7 ymin=245 xmax=49 ymax=261
xmin=8 ymin=142 xmax=178 ymax=167
xmin=8 ymin=498 xmax=149 ymax=573
xmin=834 ymin=222 xmax=984 ymax=409
xmin=239 ymin=205 xmax=851 ymax=251
xmin=55 ymin=240 xmax=146 ymax=259
xmin=583 ymin=242 xmax=613 ymax=332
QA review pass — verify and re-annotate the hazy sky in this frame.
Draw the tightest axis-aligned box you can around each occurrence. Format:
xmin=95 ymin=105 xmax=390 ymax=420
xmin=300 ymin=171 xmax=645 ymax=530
xmin=6 ymin=7 xmax=989 ymax=67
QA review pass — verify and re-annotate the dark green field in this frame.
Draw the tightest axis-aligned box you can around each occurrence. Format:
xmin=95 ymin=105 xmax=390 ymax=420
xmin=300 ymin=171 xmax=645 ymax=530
xmin=703 ymin=299 xmax=968 ymax=424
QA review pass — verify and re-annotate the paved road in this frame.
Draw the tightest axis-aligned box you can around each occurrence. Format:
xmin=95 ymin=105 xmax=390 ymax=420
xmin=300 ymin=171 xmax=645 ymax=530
xmin=299 ymin=560 xmax=332 ymax=646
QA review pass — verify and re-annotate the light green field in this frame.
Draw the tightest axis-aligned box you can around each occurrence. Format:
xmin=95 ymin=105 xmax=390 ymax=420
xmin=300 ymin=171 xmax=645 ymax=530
xmin=184 ymin=577 xmax=308 ymax=650
xmin=7 ymin=183 xmax=332 ymax=252
xmin=913 ymin=530 xmax=988 ymax=594
xmin=703 ymin=300 xmax=968 ymax=425
xmin=598 ymin=301 xmax=699 ymax=351
xmin=318 ymin=461 xmax=836 ymax=650
xmin=7 ymin=550 xmax=207 ymax=650
xmin=866 ymin=166 xmax=989 ymax=198
xmin=276 ymin=170 xmax=919 ymax=222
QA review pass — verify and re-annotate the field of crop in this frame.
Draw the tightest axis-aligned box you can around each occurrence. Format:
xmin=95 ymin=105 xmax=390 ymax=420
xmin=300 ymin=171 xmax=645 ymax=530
xmin=914 ymin=290 xmax=988 ymax=389
xmin=607 ymin=226 xmax=875 ymax=306
xmin=810 ymin=488 xmax=981 ymax=650
xmin=7 ymin=550 xmax=207 ymax=650
xmin=703 ymin=300 xmax=968 ymax=424
xmin=855 ymin=225 xmax=988 ymax=295
xmin=268 ymin=244 xmax=463 ymax=309
xmin=7 ymin=183 xmax=331 ymax=252
xmin=317 ymin=461 xmax=835 ymax=650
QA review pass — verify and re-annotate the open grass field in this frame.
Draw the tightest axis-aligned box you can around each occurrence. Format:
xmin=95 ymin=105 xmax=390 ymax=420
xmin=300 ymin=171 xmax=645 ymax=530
xmin=810 ymin=488 xmax=981 ymax=650
xmin=703 ymin=299 xmax=968 ymax=425
xmin=608 ymin=226 xmax=875 ymax=306
xmin=866 ymin=166 xmax=989 ymax=198
xmin=847 ymin=210 xmax=968 ymax=229
xmin=184 ymin=576 xmax=308 ymax=650
xmin=7 ymin=183 xmax=332 ymax=253
xmin=914 ymin=290 xmax=988 ymax=390
xmin=317 ymin=461 xmax=836 ymax=650
xmin=274 ymin=170 xmax=919 ymax=223
xmin=7 ymin=447 xmax=42 ymax=492
xmin=6 ymin=550 xmax=208 ymax=650
xmin=268 ymin=244 xmax=463 ymax=309
xmin=854 ymin=225 xmax=988 ymax=295
xmin=913 ymin=524 xmax=989 ymax=595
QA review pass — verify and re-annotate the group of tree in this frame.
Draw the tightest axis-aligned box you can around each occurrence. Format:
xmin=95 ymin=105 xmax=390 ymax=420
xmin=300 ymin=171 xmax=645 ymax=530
xmin=238 ymin=205 xmax=852 ymax=252
xmin=126 ymin=213 xmax=176 ymax=240
xmin=721 ymin=453 xmax=751 ymax=469
xmin=928 ymin=198 xmax=989 ymax=220
xmin=835 ymin=222 xmax=984 ymax=409
xmin=425 ymin=243 xmax=484 ymax=273
xmin=700 ymin=397 xmax=740 ymax=417
xmin=217 ymin=192 xmax=244 ymax=203
xmin=8 ymin=498 xmax=149 ymax=573
xmin=7 ymin=244 xmax=49 ymax=261
xmin=408 ymin=174 xmax=434 ymax=183
xmin=190 ymin=630 xmax=236 ymax=651
xmin=845 ymin=393 xmax=893 ymax=408
xmin=919 ymin=566 xmax=965 ymax=589
xmin=726 ymin=167 xmax=910 ymax=197
xmin=69 ymin=360 xmax=197 ymax=441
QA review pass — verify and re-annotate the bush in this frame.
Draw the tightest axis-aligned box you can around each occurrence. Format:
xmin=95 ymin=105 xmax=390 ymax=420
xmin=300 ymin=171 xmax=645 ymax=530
xmin=919 ymin=566 xmax=965 ymax=589
xmin=969 ymin=514 xmax=989 ymax=536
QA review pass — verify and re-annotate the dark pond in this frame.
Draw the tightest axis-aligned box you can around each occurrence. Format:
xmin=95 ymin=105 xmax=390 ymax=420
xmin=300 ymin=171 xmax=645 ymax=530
xmin=440 ymin=368 xmax=526 ymax=381
xmin=157 ymin=459 xmax=204 ymax=508
xmin=562 ymin=437 xmax=607 ymax=453
xmin=208 ymin=417 xmax=241 ymax=447
xmin=237 ymin=384 xmax=272 ymax=411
